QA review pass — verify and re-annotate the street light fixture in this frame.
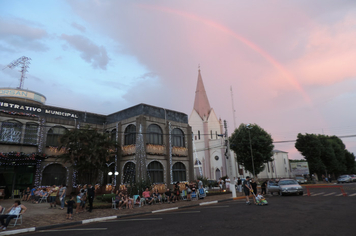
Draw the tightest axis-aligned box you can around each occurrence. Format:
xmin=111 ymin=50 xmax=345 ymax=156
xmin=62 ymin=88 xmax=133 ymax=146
xmin=246 ymin=124 xmax=256 ymax=177
xmin=114 ymin=171 xmax=119 ymax=176
xmin=108 ymin=171 xmax=113 ymax=176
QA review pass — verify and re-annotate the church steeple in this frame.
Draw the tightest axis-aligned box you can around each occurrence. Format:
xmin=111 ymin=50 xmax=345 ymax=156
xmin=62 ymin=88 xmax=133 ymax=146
xmin=193 ymin=66 xmax=211 ymax=120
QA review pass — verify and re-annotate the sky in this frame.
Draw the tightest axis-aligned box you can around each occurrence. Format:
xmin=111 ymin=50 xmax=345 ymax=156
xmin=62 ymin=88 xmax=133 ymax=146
xmin=1 ymin=0 xmax=356 ymax=159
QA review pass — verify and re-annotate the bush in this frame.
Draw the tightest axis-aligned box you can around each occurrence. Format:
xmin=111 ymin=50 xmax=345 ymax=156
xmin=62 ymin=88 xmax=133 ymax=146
xmin=101 ymin=193 xmax=115 ymax=202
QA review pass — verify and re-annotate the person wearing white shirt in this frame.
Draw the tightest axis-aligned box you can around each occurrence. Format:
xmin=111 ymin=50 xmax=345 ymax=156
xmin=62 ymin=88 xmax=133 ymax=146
xmin=0 ymin=200 xmax=27 ymax=231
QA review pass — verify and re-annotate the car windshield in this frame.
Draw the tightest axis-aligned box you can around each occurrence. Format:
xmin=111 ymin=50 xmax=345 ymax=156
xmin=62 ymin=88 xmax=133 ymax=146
xmin=296 ymin=177 xmax=304 ymax=179
xmin=279 ymin=180 xmax=298 ymax=185
xmin=339 ymin=175 xmax=348 ymax=178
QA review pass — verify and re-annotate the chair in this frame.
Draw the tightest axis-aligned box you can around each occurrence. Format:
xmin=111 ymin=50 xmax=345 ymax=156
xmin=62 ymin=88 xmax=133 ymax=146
xmin=8 ymin=213 xmax=22 ymax=227
xmin=180 ymin=190 xmax=187 ymax=200
xmin=0 ymin=207 xmax=5 ymax=214
xmin=112 ymin=197 xmax=117 ymax=209
xmin=39 ymin=194 xmax=48 ymax=203
xmin=198 ymin=188 xmax=206 ymax=199
xmin=191 ymin=191 xmax=198 ymax=201
xmin=12 ymin=190 xmax=21 ymax=199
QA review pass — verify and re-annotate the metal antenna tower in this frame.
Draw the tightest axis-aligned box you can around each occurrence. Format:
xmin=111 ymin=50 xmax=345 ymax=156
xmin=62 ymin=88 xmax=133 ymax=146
xmin=230 ymin=86 xmax=237 ymax=130
xmin=3 ymin=56 xmax=32 ymax=89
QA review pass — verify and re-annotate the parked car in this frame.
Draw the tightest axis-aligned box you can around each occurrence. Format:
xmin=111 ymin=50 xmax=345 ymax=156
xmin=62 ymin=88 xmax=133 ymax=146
xmin=337 ymin=175 xmax=352 ymax=183
xmin=295 ymin=176 xmax=307 ymax=184
xmin=278 ymin=179 xmax=304 ymax=196
xmin=267 ymin=179 xmax=303 ymax=196
xmin=349 ymin=174 xmax=356 ymax=182
xmin=267 ymin=181 xmax=280 ymax=195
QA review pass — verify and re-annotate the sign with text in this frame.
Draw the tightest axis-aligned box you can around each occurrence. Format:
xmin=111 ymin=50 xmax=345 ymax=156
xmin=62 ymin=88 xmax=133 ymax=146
xmin=0 ymin=88 xmax=46 ymax=104
xmin=290 ymin=162 xmax=310 ymax=176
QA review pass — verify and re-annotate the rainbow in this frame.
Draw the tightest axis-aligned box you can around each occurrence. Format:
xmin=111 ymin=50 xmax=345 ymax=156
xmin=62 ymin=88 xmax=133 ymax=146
xmin=138 ymin=4 xmax=312 ymax=104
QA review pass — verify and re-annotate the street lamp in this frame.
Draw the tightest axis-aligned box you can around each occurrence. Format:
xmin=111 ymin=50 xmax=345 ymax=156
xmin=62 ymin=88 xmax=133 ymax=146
xmin=246 ymin=124 xmax=256 ymax=177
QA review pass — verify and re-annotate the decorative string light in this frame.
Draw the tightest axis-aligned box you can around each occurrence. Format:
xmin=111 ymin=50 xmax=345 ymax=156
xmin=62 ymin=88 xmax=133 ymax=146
xmin=168 ymin=122 xmax=173 ymax=184
xmin=146 ymin=144 xmax=165 ymax=155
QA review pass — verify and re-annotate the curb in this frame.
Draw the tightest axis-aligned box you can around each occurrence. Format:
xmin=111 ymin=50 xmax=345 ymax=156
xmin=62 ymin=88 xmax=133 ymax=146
xmin=0 ymin=197 xmax=241 ymax=235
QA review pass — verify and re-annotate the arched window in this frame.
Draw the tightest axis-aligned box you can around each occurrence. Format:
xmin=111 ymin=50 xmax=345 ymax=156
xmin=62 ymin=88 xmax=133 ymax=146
xmin=194 ymin=159 xmax=202 ymax=165
xmin=124 ymin=125 xmax=136 ymax=145
xmin=172 ymin=162 xmax=186 ymax=182
xmin=215 ymin=168 xmax=221 ymax=181
xmin=24 ymin=122 xmax=39 ymax=145
xmin=111 ymin=129 xmax=116 ymax=142
xmin=46 ymin=126 xmax=67 ymax=147
xmin=0 ymin=120 xmax=22 ymax=143
xmin=147 ymin=161 xmax=164 ymax=183
xmin=147 ymin=124 xmax=163 ymax=145
xmin=42 ymin=164 xmax=67 ymax=186
xmin=123 ymin=162 xmax=136 ymax=184
xmin=172 ymin=128 xmax=185 ymax=147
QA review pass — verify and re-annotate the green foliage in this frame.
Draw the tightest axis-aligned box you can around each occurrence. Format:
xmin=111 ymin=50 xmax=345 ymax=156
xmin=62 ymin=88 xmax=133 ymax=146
xmin=295 ymin=133 xmax=355 ymax=177
xmin=197 ymin=176 xmax=209 ymax=187
xmin=229 ymin=123 xmax=274 ymax=176
xmin=57 ymin=126 xmax=118 ymax=183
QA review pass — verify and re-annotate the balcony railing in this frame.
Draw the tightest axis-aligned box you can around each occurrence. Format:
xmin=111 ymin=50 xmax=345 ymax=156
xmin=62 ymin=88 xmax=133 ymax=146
xmin=122 ymin=144 xmax=136 ymax=156
xmin=172 ymin=146 xmax=188 ymax=157
xmin=146 ymin=144 xmax=166 ymax=156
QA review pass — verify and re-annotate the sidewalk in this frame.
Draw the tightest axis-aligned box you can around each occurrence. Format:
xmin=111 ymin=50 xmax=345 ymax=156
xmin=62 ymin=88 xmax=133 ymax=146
xmin=0 ymin=192 xmax=244 ymax=233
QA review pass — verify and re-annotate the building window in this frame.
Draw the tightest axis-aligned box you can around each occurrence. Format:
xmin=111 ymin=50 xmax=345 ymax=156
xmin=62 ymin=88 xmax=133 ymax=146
xmin=111 ymin=129 xmax=116 ymax=142
xmin=46 ymin=126 xmax=67 ymax=147
xmin=210 ymin=130 xmax=212 ymax=139
xmin=267 ymin=162 xmax=270 ymax=172
xmin=215 ymin=156 xmax=219 ymax=161
xmin=24 ymin=123 xmax=39 ymax=145
xmin=172 ymin=162 xmax=186 ymax=182
xmin=147 ymin=124 xmax=163 ymax=145
xmin=124 ymin=125 xmax=136 ymax=145
xmin=284 ymin=158 xmax=286 ymax=164
xmin=215 ymin=131 xmax=218 ymax=139
xmin=0 ymin=120 xmax=23 ymax=143
xmin=194 ymin=159 xmax=202 ymax=165
xmin=285 ymin=167 xmax=287 ymax=172
xmin=172 ymin=128 xmax=185 ymax=147
xmin=272 ymin=164 xmax=275 ymax=173
xmin=123 ymin=162 xmax=136 ymax=184
xmin=198 ymin=131 xmax=200 ymax=140
xmin=147 ymin=161 xmax=164 ymax=183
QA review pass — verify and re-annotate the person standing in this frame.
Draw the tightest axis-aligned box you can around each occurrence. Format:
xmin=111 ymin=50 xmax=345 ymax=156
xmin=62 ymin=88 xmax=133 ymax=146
xmin=243 ymin=176 xmax=252 ymax=205
xmin=59 ymin=185 xmax=67 ymax=210
xmin=225 ymin=176 xmax=231 ymax=191
xmin=0 ymin=200 xmax=27 ymax=231
xmin=261 ymin=180 xmax=267 ymax=195
xmin=49 ymin=185 xmax=59 ymax=209
xmin=87 ymin=184 xmax=95 ymax=212
xmin=65 ymin=195 xmax=75 ymax=220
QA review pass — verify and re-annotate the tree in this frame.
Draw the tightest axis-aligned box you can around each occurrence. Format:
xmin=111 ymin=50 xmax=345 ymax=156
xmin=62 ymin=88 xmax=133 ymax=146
xmin=229 ymin=123 xmax=274 ymax=176
xmin=295 ymin=133 xmax=355 ymax=178
xmin=57 ymin=126 xmax=118 ymax=184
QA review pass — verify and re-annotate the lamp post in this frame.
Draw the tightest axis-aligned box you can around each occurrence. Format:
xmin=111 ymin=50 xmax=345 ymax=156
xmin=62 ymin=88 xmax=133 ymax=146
xmin=246 ymin=124 xmax=256 ymax=177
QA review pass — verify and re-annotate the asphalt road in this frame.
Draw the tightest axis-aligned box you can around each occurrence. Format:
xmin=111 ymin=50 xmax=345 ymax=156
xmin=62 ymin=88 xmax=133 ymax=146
xmin=24 ymin=192 xmax=355 ymax=236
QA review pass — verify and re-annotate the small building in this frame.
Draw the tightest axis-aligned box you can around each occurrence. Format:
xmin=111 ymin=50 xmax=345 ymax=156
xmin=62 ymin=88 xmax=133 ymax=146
xmin=0 ymin=88 xmax=193 ymax=197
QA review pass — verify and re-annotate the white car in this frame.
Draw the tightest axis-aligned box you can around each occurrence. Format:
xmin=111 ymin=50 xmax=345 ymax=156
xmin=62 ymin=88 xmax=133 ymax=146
xmin=278 ymin=179 xmax=304 ymax=196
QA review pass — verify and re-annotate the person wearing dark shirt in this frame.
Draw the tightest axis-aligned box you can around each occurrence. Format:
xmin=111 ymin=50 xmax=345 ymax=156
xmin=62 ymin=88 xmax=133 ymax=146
xmin=165 ymin=189 xmax=175 ymax=203
xmin=87 ymin=184 xmax=95 ymax=212
xmin=243 ymin=176 xmax=251 ymax=205
xmin=261 ymin=180 xmax=267 ymax=195
xmin=65 ymin=195 xmax=75 ymax=219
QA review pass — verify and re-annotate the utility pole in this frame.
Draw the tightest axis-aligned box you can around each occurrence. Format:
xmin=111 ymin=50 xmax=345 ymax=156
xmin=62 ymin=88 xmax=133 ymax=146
xmin=3 ymin=56 xmax=31 ymax=89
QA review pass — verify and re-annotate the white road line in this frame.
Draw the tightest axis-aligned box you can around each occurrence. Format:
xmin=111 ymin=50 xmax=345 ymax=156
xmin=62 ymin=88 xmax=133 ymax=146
xmin=82 ymin=216 xmax=117 ymax=224
xmin=311 ymin=192 xmax=325 ymax=196
xmin=336 ymin=194 xmax=344 ymax=196
xmin=108 ymin=218 xmax=162 ymax=222
xmin=202 ymin=205 xmax=230 ymax=208
xmin=199 ymin=200 xmax=218 ymax=206
xmin=37 ymin=228 xmax=107 ymax=232
xmin=152 ymin=207 xmax=178 ymax=213
xmin=0 ymin=227 xmax=35 ymax=235
xmin=348 ymin=193 xmax=356 ymax=196
xmin=323 ymin=192 xmax=336 ymax=196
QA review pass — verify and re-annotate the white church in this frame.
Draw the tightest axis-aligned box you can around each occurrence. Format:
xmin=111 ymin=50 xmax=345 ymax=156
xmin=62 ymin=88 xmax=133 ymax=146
xmin=188 ymin=69 xmax=293 ymax=181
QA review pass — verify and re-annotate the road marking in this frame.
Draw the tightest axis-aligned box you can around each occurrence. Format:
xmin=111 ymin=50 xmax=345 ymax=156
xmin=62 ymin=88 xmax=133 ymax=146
xmin=152 ymin=207 xmax=178 ymax=213
xmin=323 ymin=192 xmax=336 ymax=196
xmin=82 ymin=216 xmax=117 ymax=224
xmin=202 ymin=205 xmax=230 ymax=208
xmin=199 ymin=200 xmax=218 ymax=206
xmin=311 ymin=192 xmax=325 ymax=196
xmin=108 ymin=218 xmax=162 ymax=222
xmin=38 ymin=228 xmax=107 ymax=232
xmin=164 ymin=211 xmax=201 ymax=214
xmin=0 ymin=227 xmax=36 ymax=235
xmin=335 ymin=194 xmax=344 ymax=196
xmin=348 ymin=193 xmax=356 ymax=196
